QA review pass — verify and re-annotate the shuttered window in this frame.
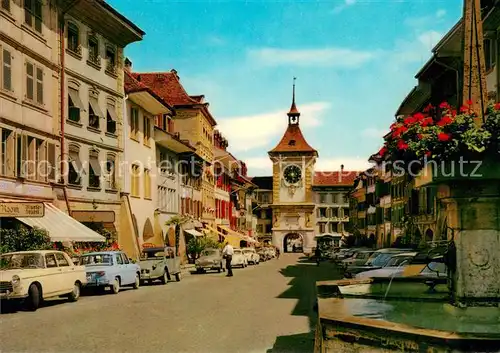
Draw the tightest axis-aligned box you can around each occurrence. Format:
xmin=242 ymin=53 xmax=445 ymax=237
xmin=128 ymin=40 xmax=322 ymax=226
xmin=47 ymin=142 xmax=56 ymax=181
xmin=25 ymin=61 xmax=43 ymax=104
xmin=2 ymin=48 xmax=12 ymax=92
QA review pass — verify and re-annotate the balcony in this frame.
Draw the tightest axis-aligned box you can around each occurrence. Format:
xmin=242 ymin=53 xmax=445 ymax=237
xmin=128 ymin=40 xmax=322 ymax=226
xmin=155 ymin=128 xmax=194 ymax=154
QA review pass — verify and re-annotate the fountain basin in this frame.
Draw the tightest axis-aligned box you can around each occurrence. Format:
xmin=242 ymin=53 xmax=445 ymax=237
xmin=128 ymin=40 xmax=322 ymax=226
xmin=315 ymin=279 xmax=500 ymax=352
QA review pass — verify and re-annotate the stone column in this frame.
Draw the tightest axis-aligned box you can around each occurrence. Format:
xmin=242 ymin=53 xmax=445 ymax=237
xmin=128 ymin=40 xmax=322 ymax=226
xmin=439 ymin=180 xmax=500 ymax=306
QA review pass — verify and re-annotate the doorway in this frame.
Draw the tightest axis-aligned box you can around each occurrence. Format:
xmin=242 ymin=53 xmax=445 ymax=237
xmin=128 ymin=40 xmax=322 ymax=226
xmin=283 ymin=233 xmax=303 ymax=253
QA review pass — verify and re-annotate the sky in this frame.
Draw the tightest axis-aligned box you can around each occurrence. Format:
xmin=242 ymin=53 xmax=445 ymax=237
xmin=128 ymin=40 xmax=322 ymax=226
xmin=108 ymin=0 xmax=463 ymax=176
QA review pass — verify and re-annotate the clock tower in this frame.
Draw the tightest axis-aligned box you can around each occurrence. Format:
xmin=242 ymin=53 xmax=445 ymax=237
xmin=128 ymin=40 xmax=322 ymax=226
xmin=268 ymin=80 xmax=318 ymax=253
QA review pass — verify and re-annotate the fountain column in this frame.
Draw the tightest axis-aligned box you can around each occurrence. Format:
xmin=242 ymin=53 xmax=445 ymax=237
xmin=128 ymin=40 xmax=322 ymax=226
xmin=438 ymin=176 xmax=500 ymax=307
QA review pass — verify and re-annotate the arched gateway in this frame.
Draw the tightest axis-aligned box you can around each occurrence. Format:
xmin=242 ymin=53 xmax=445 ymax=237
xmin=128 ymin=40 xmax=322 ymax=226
xmin=283 ymin=233 xmax=304 ymax=253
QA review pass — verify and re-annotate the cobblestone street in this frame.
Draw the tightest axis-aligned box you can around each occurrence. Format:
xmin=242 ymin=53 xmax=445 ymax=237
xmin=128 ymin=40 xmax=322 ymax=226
xmin=0 ymin=255 xmax=342 ymax=353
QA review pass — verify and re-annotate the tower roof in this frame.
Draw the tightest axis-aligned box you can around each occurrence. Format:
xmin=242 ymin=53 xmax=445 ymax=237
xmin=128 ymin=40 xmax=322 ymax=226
xmin=288 ymin=77 xmax=300 ymax=116
xmin=268 ymin=124 xmax=317 ymax=155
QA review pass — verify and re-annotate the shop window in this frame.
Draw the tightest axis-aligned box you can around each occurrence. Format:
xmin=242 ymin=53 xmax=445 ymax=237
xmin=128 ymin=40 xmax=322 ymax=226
xmin=88 ymin=151 xmax=101 ymax=188
xmin=24 ymin=0 xmax=43 ymax=33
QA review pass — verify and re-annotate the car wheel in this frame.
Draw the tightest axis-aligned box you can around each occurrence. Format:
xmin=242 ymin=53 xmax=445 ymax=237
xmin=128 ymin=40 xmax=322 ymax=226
xmin=25 ymin=284 xmax=40 ymax=311
xmin=217 ymin=266 xmax=221 ymax=273
xmin=160 ymin=271 xmax=168 ymax=284
xmin=110 ymin=278 xmax=120 ymax=294
xmin=133 ymin=274 xmax=140 ymax=289
xmin=68 ymin=282 xmax=81 ymax=302
xmin=175 ymin=272 xmax=181 ymax=282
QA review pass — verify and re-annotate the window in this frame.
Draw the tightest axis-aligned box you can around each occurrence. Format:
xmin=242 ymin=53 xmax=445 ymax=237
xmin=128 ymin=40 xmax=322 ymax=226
xmin=343 ymin=208 xmax=349 ymax=218
xmin=67 ymin=22 xmax=80 ymax=54
xmin=319 ymin=193 xmax=326 ymax=203
xmin=16 ymin=134 xmax=27 ymax=178
xmin=88 ymin=151 xmax=101 ymax=188
xmin=26 ymin=136 xmax=44 ymax=181
xmin=106 ymin=154 xmax=116 ymax=190
xmin=0 ymin=129 xmax=14 ymax=176
xmin=144 ymin=169 xmax=151 ymax=199
xmin=25 ymin=61 xmax=43 ymax=105
xmin=131 ymin=164 xmax=140 ymax=197
xmin=130 ymin=107 xmax=139 ymax=139
xmin=143 ymin=116 xmax=151 ymax=146
xmin=24 ymin=0 xmax=43 ymax=33
xmin=68 ymin=146 xmax=83 ymax=185
xmin=2 ymin=48 xmax=12 ymax=92
xmin=105 ymin=46 xmax=116 ymax=74
xmin=55 ymin=253 xmax=70 ymax=267
xmin=88 ymin=35 xmax=100 ymax=66
xmin=319 ymin=223 xmax=325 ymax=233
xmin=330 ymin=223 xmax=338 ymax=233
xmin=45 ymin=254 xmax=57 ymax=267
xmin=318 ymin=208 xmax=327 ymax=218
xmin=115 ymin=254 xmax=123 ymax=265
xmin=2 ymin=0 xmax=10 ymax=11
xmin=484 ymin=39 xmax=496 ymax=71
xmin=106 ymin=103 xmax=117 ymax=134
xmin=47 ymin=142 xmax=56 ymax=181
xmin=121 ymin=253 xmax=129 ymax=264
xmin=68 ymin=88 xmax=83 ymax=122
xmin=88 ymin=95 xmax=102 ymax=129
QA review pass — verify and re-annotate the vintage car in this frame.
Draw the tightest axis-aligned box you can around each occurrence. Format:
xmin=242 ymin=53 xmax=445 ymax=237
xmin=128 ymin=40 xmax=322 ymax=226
xmin=257 ymin=249 xmax=268 ymax=261
xmin=341 ymin=250 xmax=374 ymax=269
xmin=79 ymin=251 xmax=141 ymax=294
xmin=139 ymin=247 xmax=181 ymax=284
xmin=242 ymin=248 xmax=260 ymax=265
xmin=344 ymin=249 xmax=414 ymax=278
xmin=231 ymin=248 xmax=248 ymax=268
xmin=195 ymin=248 xmax=225 ymax=273
xmin=0 ymin=250 xmax=87 ymax=311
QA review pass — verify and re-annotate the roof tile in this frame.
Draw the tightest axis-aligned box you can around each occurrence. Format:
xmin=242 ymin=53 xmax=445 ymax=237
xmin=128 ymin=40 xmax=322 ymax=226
xmin=313 ymin=171 xmax=359 ymax=186
xmin=268 ymin=124 xmax=317 ymax=154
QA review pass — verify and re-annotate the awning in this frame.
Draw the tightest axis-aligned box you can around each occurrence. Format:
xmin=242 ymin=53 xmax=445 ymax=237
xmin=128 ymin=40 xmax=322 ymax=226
xmin=218 ymin=225 xmax=245 ymax=240
xmin=68 ymin=88 xmax=84 ymax=109
xmin=16 ymin=203 xmax=105 ymax=242
xmin=185 ymin=229 xmax=203 ymax=237
xmin=203 ymin=225 xmax=226 ymax=239
xmin=89 ymin=157 xmax=102 ymax=176
xmin=107 ymin=104 xmax=118 ymax=121
xmin=89 ymin=97 xmax=104 ymax=117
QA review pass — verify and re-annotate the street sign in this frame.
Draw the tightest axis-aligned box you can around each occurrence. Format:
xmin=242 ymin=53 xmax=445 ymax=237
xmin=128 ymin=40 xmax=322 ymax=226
xmin=0 ymin=202 xmax=45 ymax=217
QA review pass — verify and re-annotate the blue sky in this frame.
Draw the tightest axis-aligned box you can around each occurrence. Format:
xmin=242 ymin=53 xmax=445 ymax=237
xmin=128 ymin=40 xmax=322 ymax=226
xmin=109 ymin=0 xmax=462 ymax=176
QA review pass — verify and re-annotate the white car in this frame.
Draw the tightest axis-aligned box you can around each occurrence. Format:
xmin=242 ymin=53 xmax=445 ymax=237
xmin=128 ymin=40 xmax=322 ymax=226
xmin=231 ymin=249 xmax=248 ymax=268
xmin=242 ymin=248 xmax=260 ymax=265
xmin=0 ymin=250 xmax=87 ymax=311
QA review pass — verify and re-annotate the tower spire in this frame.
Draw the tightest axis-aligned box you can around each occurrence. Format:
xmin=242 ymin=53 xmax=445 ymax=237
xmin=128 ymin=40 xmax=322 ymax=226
xmin=288 ymin=77 xmax=300 ymax=124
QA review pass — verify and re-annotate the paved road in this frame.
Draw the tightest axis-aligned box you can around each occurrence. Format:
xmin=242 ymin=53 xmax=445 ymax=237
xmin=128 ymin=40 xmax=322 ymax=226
xmin=0 ymin=254 xmax=342 ymax=353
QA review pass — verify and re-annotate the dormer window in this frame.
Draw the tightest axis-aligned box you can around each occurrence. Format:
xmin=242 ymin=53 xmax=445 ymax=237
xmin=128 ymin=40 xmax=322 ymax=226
xmin=288 ymin=140 xmax=296 ymax=146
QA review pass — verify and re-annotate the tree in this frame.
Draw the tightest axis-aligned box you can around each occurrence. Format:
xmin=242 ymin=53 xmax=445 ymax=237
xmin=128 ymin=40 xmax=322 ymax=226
xmin=165 ymin=215 xmax=190 ymax=256
xmin=186 ymin=235 xmax=222 ymax=261
xmin=0 ymin=226 xmax=52 ymax=254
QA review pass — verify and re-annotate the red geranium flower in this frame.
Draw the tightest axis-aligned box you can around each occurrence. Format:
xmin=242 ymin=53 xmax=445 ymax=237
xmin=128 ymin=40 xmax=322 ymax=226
xmin=423 ymin=104 xmax=433 ymax=113
xmin=439 ymin=102 xmax=450 ymax=109
xmin=378 ymin=146 xmax=388 ymax=157
xmin=451 ymin=109 xmax=457 ymax=116
xmin=404 ymin=116 xmax=416 ymax=125
xmin=494 ymin=103 xmax=500 ymax=110
xmin=437 ymin=132 xmax=452 ymax=142
xmin=413 ymin=112 xmax=425 ymax=121
xmin=417 ymin=133 xmax=423 ymax=140
xmin=420 ymin=117 xmax=434 ymax=127
xmin=425 ymin=151 xmax=432 ymax=157
xmin=397 ymin=140 xmax=409 ymax=150
xmin=437 ymin=116 xmax=453 ymax=126
xmin=466 ymin=99 xmax=473 ymax=106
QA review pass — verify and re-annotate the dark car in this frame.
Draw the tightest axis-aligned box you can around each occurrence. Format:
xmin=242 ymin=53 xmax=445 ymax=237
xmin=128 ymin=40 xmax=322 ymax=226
xmin=344 ymin=248 xmax=413 ymax=278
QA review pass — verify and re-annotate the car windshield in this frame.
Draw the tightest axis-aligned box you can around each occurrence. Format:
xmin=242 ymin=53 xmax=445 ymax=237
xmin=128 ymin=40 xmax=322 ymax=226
xmin=386 ymin=256 xmax=413 ymax=267
xmin=0 ymin=253 xmax=44 ymax=269
xmin=140 ymin=251 xmax=163 ymax=260
xmin=367 ymin=253 xmax=396 ymax=267
xmin=80 ymin=254 xmax=113 ymax=266
xmin=234 ymin=250 xmax=242 ymax=255
xmin=202 ymin=250 xmax=217 ymax=256
xmin=243 ymin=250 xmax=253 ymax=254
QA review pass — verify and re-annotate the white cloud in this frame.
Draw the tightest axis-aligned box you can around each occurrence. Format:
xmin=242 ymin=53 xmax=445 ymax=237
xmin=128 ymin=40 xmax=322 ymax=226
xmin=206 ymin=35 xmax=226 ymax=46
xmin=217 ymin=102 xmax=330 ymax=153
xmin=245 ymin=156 xmax=372 ymax=176
xmin=332 ymin=0 xmax=357 ymax=14
xmin=417 ymin=30 xmax=442 ymax=49
xmin=247 ymin=47 xmax=377 ymax=68
xmin=436 ymin=9 xmax=446 ymax=18
xmin=361 ymin=128 xmax=388 ymax=139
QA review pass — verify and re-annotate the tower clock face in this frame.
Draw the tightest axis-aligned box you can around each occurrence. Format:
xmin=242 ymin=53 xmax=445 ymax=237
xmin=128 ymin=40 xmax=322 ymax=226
xmin=283 ymin=165 xmax=302 ymax=184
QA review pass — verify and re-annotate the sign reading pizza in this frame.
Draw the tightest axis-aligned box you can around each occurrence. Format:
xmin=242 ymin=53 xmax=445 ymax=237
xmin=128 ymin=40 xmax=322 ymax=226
xmin=0 ymin=202 xmax=45 ymax=217
xmin=142 ymin=243 xmax=157 ymax=248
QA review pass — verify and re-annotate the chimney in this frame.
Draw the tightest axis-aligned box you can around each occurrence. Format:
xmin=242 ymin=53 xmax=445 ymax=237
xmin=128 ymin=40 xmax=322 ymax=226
xmin=341 ymin=164 xmax=344 ymax=172
xmin=170 ymin=69 xmax=179 ymax=80
xmin=124 ymin=57 xmax=132 ymax=72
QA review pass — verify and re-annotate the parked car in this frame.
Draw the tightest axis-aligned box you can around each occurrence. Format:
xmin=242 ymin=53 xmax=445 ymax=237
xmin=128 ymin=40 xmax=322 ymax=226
xmin=264 ymin=247 xmax=275 ymax=259
xmin=355 ymin=252 xmax=417 ymax=278
xmin=0 ymin=250 xmax=86 ymax=311
xmin=195 ymin=248 xmax=225 ymax=273
xmin=231 ymin=249 xmax=248 ymax=268
xmin=344 ymin=248 xmax=413 ymax=278
xmin=80 ymin=251 xmax=141 ymax=294
xmin=341 ymin=250 xmax=374 ymax=268
xmin=139 ymin=246 xmax=181 ymax=284
xmin=242 ymin=248 xmax=260 ymax=265
xmin=257 ymin=249 xmax=268 ymax=261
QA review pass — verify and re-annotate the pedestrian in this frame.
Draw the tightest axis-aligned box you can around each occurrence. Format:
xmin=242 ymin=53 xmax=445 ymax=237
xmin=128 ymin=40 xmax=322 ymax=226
xmin=222 ymin=242 xmax=234 ymax=277
xmin=315 ymin=247 xmax=321 ymax=266
xmin=276 ymin=247 xmax=280 ymax=258
xmin=292 ymin=244 xmax=296 ymax=253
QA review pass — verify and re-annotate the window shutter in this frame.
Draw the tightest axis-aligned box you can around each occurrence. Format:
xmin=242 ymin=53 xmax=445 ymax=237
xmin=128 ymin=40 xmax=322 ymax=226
xmin=47 ymin=142 xmax=56 ymax=181
xmin=26 ymin=62 xmax=34 ymax=100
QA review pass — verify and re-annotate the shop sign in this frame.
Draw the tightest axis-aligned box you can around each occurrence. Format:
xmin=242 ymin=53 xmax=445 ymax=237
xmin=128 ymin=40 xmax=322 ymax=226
xmin=0 ymin=202 xmax=45 ymax=217
xmin=71 ymin=210 xmax=115 ymax=223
